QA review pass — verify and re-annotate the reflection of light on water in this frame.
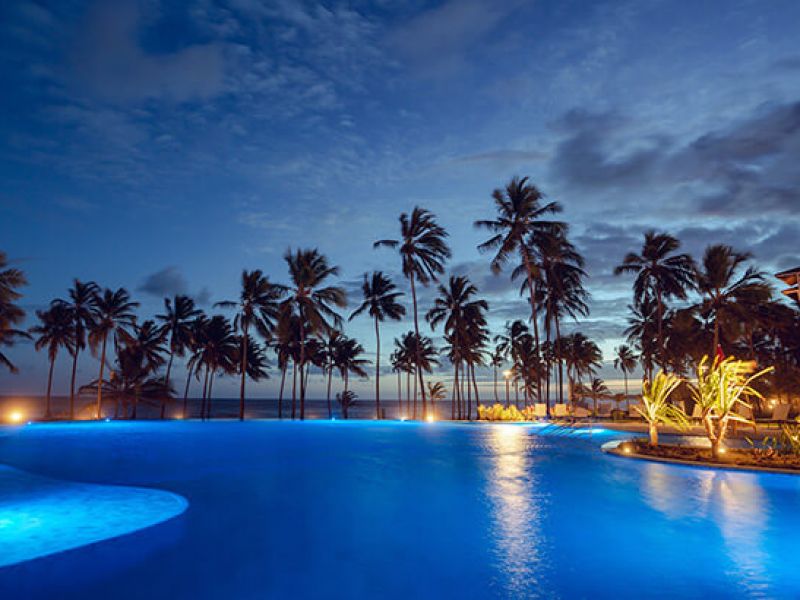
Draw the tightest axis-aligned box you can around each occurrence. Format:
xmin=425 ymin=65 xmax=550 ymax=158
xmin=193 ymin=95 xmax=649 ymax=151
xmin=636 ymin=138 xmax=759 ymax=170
xmin=642 ymin=462 xmax=771 ymax=591
xmin=487 ymin=425 xmax=542 ymax=594
xmin=698 ymin=471 xmax=770 ymax=590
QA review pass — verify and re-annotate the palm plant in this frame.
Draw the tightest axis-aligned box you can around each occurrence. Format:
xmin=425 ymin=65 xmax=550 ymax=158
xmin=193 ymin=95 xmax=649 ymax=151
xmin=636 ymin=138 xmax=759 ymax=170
xmin=475 ymin=177 xmax=563 ymax=397
xmin=30 ymin=304 xmax=75 ymax=418
xmin=53 ymin=280 xmax=99 ymax=418
xmin=690 ymin=356 xmax=772 ymax=458
xmin=216 ymin=271 xmax=286 ymax=420
xmin=89 ymin=288 xmax=138 ymax=419
xmin=624 ymin=298 xmax=659 ymax=381
xmin=193 ymin=315 xmax=239 ymax=419
xmin=375 ymin=207 xmax=451 ymax=418
xmin=336 ymin=390 xmax=358 ymax=419
xmin=282 ymin=249 xmax=346 ymax=419
xmin=115 ymin=320 xmax=168 ymax=418
xmin=182 ymin=314 xmax=207 ymax=418
xmin=614 ymin=231 xmax=695 ymax=365
xmin=586 ymin=377 xmax=610 ymax=416
xmin=156 ymin=294 xmax=202 ymax=418
xmin=694 ymin=244 xmax=771 ymax=356
xmin=0 ymin=251 xmax=30 ymax=373
xmin=349 ymin=271 xmax=406 ymax=419
xmin=613 ymin=344 xmax=638 ymax=403
xmin=636 ymin=370 xmax=688 ymax=446
xmin=427 ymin=381 xmax=446 ymax=418
xmin=333 ymin=335 xmax=370 ymax=395
xmin=490 ymin=346 xmax=505 ymax=404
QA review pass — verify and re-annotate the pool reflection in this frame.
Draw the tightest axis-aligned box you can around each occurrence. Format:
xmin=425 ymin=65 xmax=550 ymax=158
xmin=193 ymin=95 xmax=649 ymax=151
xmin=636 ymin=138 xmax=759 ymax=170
xmin=486 ymin=425 xmax=545 ymax=595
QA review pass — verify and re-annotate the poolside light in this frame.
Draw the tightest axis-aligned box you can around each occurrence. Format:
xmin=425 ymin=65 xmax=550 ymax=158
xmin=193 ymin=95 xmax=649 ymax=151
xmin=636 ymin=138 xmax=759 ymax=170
xmin=623 ymin=446 xmax=631 ymax=455
xmin=426 ymin=414 xmax=435 ymax=423
xmin=8 ymin=410 xmax=23 ymax=424
xmin=503 ymin=370 xmax=512 ymax=379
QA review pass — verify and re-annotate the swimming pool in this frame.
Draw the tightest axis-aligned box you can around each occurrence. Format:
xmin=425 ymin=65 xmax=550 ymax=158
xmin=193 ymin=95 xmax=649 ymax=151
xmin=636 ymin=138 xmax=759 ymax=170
xmin=1 ymin=421 xmax=799 ymax=599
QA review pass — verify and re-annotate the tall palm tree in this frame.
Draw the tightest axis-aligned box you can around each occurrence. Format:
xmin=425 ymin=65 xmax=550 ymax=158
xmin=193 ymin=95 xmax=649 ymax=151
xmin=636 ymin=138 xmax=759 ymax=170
xmin=282 ymin=249 xmax=346 ymax=419
xmin=0 ymin=251 xmax=29 ymax=373
xmin=156 ymin=294 xmax=202 ymax=418
xmin=193 ymin=315 xmax=238 ymax=419
xmin=30 ymin=304 xmax=75 ymax=418
xmin=375 ymin=207 xmax=451 ymax=418
xmin=490 ymin=346 xmax=504 ymax=404
xmin=475 ymin=177 xmax=563 ymax=398
xmin=182 ymin=314 xmax=207 ymax=418
xmin=333 ymin=335 xmax=370 ymax=396
xmin=613 ymin=344 xmax=638 ymax=402
xmin=614 ymin=231 xmax=695 ymax=365
xmin=216 ymin=271 xmax=286 ymax=420
xmin=694 ymin=244 xmax=771 ymax=355
xmin=53 ymin=280 xmax=99 ymax=419
xmin=116 ymin=320 xmax=168 ymax=418
xmin=349 ymin=271 xmax=405 ymax=419
xmin=89 ymin=288 xmax=138 ymax=419
xmin=624 ymin=298 xmax=660 ymax=381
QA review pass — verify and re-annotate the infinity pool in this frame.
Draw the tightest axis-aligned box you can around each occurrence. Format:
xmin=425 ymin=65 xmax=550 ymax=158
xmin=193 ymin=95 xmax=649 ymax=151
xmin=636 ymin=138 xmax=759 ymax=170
xmin=1 ymin=421 xmax=799 ymax=599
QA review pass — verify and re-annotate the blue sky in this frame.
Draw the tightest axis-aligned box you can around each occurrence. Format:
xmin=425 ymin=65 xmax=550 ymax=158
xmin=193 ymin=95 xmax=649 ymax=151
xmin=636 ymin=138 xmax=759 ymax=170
xmin=2 ymin=0 xmax=800 ymax=398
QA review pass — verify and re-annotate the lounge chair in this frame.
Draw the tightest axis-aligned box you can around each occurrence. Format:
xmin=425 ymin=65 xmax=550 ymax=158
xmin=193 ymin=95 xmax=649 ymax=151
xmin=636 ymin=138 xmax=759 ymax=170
xmin=758 ymin=404 xmax=792 ymax=426
xmin=597 ymin=402 xmax=612 ymax=419
xmin=691 ymin=403 xmax=703 ymax=422
xmin=572 ymin=406 xmax=591 ymax=420
xmin=534 ymin=403 xmax=548 ymax=419
xmin=553 ymin=403 xmax=569 ymax=420
xmin=628 ymin=404 xmax=643 ymax=419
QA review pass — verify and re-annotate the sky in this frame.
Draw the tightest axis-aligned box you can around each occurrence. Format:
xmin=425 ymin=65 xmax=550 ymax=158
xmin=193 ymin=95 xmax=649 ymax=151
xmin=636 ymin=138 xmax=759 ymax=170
xmin=1 ymin=0 xmax=800 ymax=399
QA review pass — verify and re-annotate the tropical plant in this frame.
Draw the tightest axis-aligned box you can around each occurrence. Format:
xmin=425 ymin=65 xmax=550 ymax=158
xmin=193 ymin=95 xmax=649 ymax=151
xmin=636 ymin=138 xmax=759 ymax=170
xmin=155 ymin=294 xmax=202 ymax=418
xmin=475 ymin=177 xmax=563 ymax=398
xmin=333 ymin=335 xmax=370 ymax=396
xmin=478 ymin=403 xmax=525 ymax=422
xmin=694 ymin=244 xmax=771 ymax=355
xmin=53 ymin=280 xmax=99 ymax=418
xmin=636 ymin=370 xmax=688 ymax=446
xmin=116 ymin=320 xmax=168 ymax=418
xmin=375 ymin=207 xmax=451 ymax=418
xmin=690 ymin=356 xmax=773 ymax=457
xmin=0 ymin=251 xmax=29 ymax=373
xmin=336 ymin=390 xmax=358 ymax=419
xmin=192 ymin=315 xmax=239 ymax=419
xmin=282 ymin=249 xmax=346 ymax=419
xmin=89 ymin=288 xmax=138 ymax=419
xmin=614 ymin=344 xmax=638 ymax=403
xmin=614 ymin=231 xmax=695 ymax=365
xmin=349 ymin=271 xmax=405 ymax=419
xmin=30 ymin=304 xmax=75 ymax=418
xmin=216 ymin=271 xmax=286 ymax=420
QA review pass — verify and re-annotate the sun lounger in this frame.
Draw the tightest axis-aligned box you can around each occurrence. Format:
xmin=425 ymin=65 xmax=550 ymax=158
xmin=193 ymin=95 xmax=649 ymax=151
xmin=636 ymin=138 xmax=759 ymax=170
xmin=758 ymin=404 xmax=792 ymax=425
xmin=572 ymin=406 xmax=591 ymax=419
xmin=691 ymin=403 xmax=703 ymax=421
xmin=553 ymin=403 xmax=569 ymax=420
xmin=534 ymin=403 xmax=548 ymax=419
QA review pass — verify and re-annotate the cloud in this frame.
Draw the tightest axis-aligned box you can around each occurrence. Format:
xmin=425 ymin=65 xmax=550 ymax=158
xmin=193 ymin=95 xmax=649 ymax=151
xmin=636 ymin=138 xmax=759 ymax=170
xmin=137 ymin=266 xmax=189 ymax=298
xmin=71 ymin=2 xmax=225 ymax=103
xmin=445 ymin=149 xmax=548 ymax=167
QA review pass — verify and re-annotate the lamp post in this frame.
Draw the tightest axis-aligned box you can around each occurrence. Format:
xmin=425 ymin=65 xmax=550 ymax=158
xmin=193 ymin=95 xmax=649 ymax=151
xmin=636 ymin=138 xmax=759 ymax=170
xmin=776 ymin=267 xmax=800 ymax=306
xmin=503 ymin=369 xmax=512 ymax=407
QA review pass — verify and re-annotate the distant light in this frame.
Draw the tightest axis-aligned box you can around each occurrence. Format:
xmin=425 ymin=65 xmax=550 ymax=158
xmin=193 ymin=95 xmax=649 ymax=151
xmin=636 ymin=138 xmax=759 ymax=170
xmin=399 ymin=416 xmax=408 ymax=422
xmin=622 ymin=445 xmax=632 ymax=454
xmin=332 ymin=417 xmax=336 ymax=421
xmin=8 ymin=411 xmax=23 ymax=424
xmin=503 ymin=370 xmax=512 ymax=379
xmin=426 ymin=414 xmax=435 ymax=423
xmin=26 ymin=421 xmax=32 ymax=426
xmin=104 ymin=418 xmax=111 ymax=423
xmin=718 ymin=447 xmax=726 ymax=455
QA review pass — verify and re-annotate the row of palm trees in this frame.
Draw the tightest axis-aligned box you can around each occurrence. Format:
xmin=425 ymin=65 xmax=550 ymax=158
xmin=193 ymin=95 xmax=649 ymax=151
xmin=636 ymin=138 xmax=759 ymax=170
xmin=2 ymin=174 xmax=799 ymax=420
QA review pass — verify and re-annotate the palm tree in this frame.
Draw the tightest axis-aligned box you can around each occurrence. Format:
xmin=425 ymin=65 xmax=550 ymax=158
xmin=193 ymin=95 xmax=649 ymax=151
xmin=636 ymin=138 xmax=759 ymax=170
xmin=475 ymin=177 xmax=563 ymax=397
xmin=333 ymin=336 xmax=370 ymax=396
xmin=614 ymin=231 xmax=695 ymax=365
xmin=30 ymin=304 xmax=75 ymax=418
xmin=156 ymin=294 xmax=202 ymax=418
xmin=624 ymin=298 xmax=660 ymax=381
xmin=89 ymin=288 xmax=138 ymax=419
xmin=116 ymin=320 xmax=168 ymax=418
xmin=182 ymin=314 xmax=207 ymax=418
xmin=427 ymin=381 xmax=446 ymax=418
xmin=282 ymin=249 xmax=346 ymax=419
xmin=614 ymin=345 xmax=638 ymax=404
xmin=336 ymin=390 xmax=358 ymax=419
xmin=694 ymin=244 xmax=771 ymax=356
xmin=216 ymin=271 xmax=286 ymax=420
xmin=349 ymin=271 xmax=405 ymax=419
xmin=490 ymin=346 xmax=504 ymax=404
xmin=0 ymin=251 xmax=29 ymax=373
xmin=586 ymin=377 xmax=610 ymax=416
xmin=375 ymin=207 xmax=451 ymax=418
xmin=637 ymin=370 xmax=687 ymax=446
xmin=53 ymin=280 xmax=99 ymax=419
xmin=193 ymin=315 xmax=238 ymax=419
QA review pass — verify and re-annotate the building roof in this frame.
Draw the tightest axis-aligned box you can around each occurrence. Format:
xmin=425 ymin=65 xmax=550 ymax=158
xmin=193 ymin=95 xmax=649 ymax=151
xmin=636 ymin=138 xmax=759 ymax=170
xmin=775 ymin=267 xmax=800 ymax=284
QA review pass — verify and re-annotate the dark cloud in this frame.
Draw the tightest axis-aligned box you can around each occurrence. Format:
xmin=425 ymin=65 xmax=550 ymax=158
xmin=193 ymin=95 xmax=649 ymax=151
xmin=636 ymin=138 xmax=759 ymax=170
xmin=550 ymin=101 xmax=800 ymax=217
xmin=137 ymin=266 xmax=189 ymax=298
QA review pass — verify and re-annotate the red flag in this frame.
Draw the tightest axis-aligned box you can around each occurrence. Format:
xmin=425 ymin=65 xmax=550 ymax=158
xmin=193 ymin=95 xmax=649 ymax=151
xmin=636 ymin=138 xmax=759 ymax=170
xmin=715 ymin=344 xmax=725 ymax=362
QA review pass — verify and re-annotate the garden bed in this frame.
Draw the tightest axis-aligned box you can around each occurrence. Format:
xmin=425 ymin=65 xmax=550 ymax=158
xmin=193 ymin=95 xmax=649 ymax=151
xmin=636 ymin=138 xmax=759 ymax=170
xmin=608 ymin=439 xmax=800 ymax=474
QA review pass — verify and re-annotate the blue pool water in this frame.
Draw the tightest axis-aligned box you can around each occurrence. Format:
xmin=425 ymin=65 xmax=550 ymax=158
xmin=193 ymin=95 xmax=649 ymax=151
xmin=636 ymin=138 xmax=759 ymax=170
xmin=1 ymin=421 xmax=799 ymax=599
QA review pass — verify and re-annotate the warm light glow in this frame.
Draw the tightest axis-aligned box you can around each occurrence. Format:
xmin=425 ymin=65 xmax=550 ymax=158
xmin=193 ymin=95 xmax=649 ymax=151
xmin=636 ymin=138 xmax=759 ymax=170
xmin=8 ymin=410 xmax=23 ymax=424
xmin=718 ymin=447 xmax=726 ymax=455
xmin=623 ymin=446 xmax=632 ymax=454
xmin=503 ymin=370 xmax=512 ymax=379
xmin=399 ymin=416 xmax=408 ymax=422
xmin=426 ymin=414 xmax=435 ymax=423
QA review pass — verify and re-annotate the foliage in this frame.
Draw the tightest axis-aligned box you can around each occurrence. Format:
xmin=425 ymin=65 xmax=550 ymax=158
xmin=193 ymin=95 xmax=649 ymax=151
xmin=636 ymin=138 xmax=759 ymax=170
xmin=636 ymin=370 xmax=689 ymax=446
xmin=478 ymin=403 xmax=527 ymax=422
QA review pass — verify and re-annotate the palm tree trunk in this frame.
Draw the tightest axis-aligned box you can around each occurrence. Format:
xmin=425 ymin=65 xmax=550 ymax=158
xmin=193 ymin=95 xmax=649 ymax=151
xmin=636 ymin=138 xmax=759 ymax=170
xmin=162 ymin=349 xmax=175 ymax=419
xmin=712 ymin=318 xmax=720 ymax=358
xmin=278 ymin=364 xmax=287 ymax=419
xmin=374 ymin=317 xmax=381 ymax=419
xmin=69 ymin=348 xmax=79 ymax=420
xmin=326 ymin=365 xmax=333 ymax=419
xmin=132 ymin=384 xmax=140 ymax=420
xmin=239 ymin=324 xmax=248 ymax=421
xmin=183 ymin=362 xmax=193 ymax=419
xmin=409 ymin=274 xmax=427 ymax=419
xmin=466 ymin=362 xmax=472 ymax=420
xmin=207 ymin=370 xmax=215 ymax=419
xmin=623 ymin=371 xmax=629 ymax=408
xmin=291 ymin=360 xmax=297 ymax=420
xmin=555 ymin=314 xmax=564 ymax=404
xmin=656 ymin=286 xmax=665 ymax=366
xmin=521 ymin=248 xmax=542 ymax=400
xmin=45 ymin=355 xmax=55 ymax=419
xmin=201 ymin=365 xmax=209 ymax=420
xmin=413 ymin=367 xmax=418 ymax=419
xmin=471 ymin=362 xmax=480 ymax=411
xmin=451 ymin=366 xmax=457 ymax=420
xmin=406 ymin=371 xmax=410 ymax=417
xmin=396 ymin=370 xmax=401 ymax=418
xmin=96 ymin=332 xmax=109 ymax=419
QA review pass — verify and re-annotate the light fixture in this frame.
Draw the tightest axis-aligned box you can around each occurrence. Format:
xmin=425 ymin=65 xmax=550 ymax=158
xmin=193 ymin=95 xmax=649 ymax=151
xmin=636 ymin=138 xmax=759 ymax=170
xmin=8 ymin=411 xmax=23 ymax=424
xmin=426 ymin=414 xmax=434 ymax=423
